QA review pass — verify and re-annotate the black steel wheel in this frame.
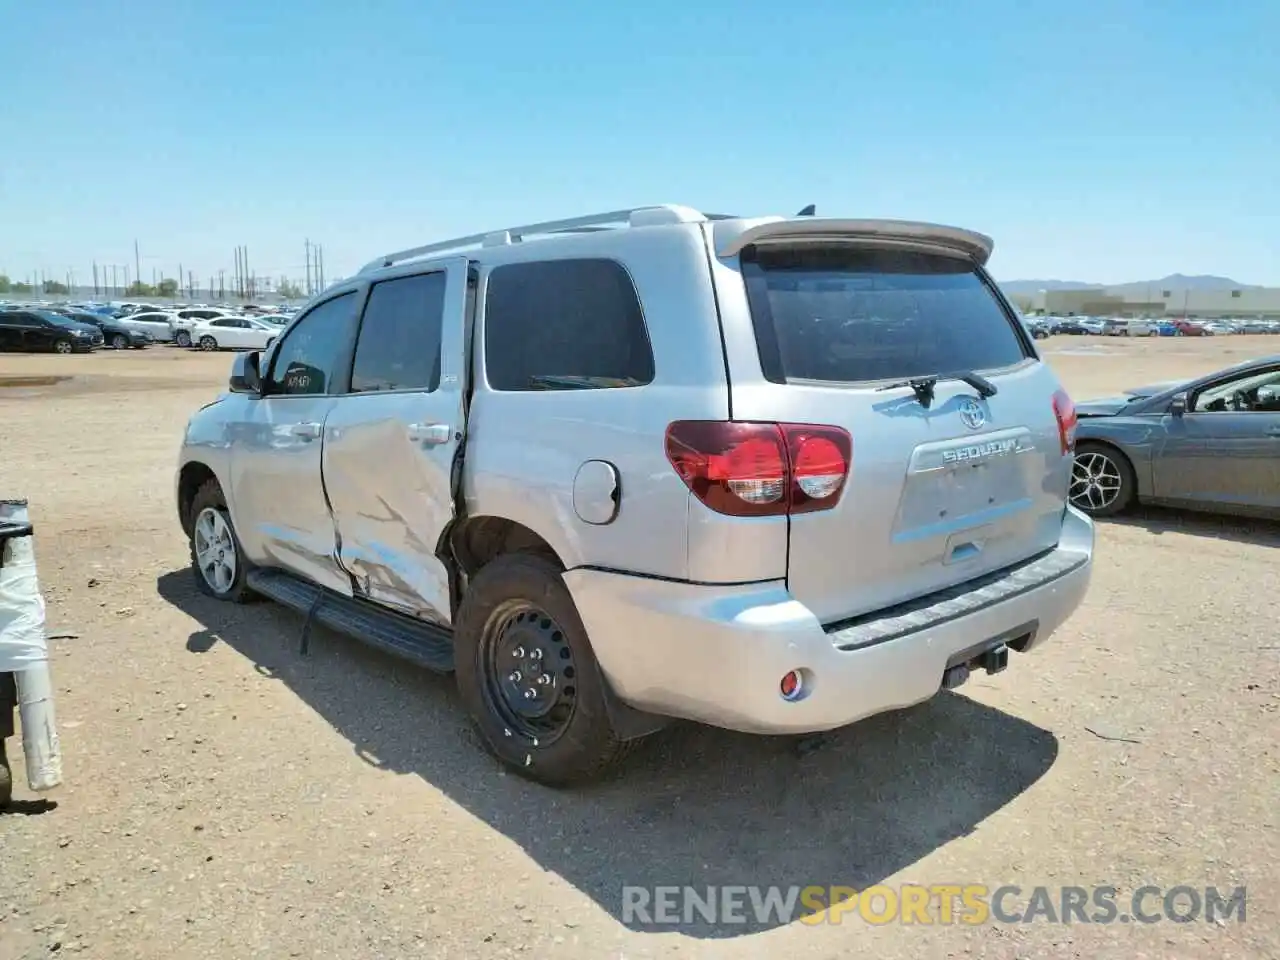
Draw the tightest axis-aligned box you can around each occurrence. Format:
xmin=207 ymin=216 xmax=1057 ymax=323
xmin=479 ymin=600 xmax=579 ymax=745
xmin=454 ymin=553 xmax=633 ymax=785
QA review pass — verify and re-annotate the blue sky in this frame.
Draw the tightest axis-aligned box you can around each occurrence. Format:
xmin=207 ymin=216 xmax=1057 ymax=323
xmin=2 ymin=0 xmax=1277 ymax=288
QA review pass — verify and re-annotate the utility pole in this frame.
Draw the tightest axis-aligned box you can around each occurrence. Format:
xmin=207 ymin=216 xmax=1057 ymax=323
xmin=244 ymin=246 xmax=251 ymax=301
xmin=318 ymin=245 xmax=325 ymax=290
xmin=93 ymin=262 xmax=99 ymax=297
xmin=305 ymin=239 xmax=312 ymax=296
xmin=134 ymin=240 xmax=141 ymax=294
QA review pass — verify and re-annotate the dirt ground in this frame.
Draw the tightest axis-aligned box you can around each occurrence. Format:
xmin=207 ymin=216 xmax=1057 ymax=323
xmin=1 ymin=338 xmax=1277 ymax=960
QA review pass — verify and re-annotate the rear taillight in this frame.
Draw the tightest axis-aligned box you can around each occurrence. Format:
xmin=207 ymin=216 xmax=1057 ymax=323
xmin=665 ymin=421 xmax=852 ymax=517
xmin=1052 ymin=389 xmax=1077 ymax=454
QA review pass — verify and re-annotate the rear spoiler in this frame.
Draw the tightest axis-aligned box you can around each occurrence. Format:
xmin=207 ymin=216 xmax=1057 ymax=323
xmin=715 ymin=217 xmax=994 ymax=266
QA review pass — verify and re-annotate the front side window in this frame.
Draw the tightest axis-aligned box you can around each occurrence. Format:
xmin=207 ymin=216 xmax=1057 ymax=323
xmin=265 ymin=292 xmax=357 ymax=396
xmin=743 ymin=246 xmax=1031 ymax=384
xmin=483 ymin=258 xmax=654 ymax=391
xmin=349 ymin=272 xmax=446 ymax=393
xmin=1192 ymin=368 xmax=1280 ymax=413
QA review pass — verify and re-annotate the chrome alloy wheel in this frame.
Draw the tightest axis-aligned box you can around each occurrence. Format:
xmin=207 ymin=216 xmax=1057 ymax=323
xmin=1070 ymin=450 xmax=1122 ymax=513
xmin=193 ymin=506 xmax=237 ymax=594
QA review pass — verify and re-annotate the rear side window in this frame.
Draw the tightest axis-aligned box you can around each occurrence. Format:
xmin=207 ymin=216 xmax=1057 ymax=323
xmin=349 ymin=272 xmax=446 ymax=393
xmin=484 ymin=258 xmax=654 ymax=391
xmin=742 ymin=247 xmax=1030 ymax=384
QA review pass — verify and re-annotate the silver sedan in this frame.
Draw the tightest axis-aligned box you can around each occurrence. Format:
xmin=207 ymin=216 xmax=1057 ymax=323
xmin=1070 ymin=355 xmax=1280 ymax=518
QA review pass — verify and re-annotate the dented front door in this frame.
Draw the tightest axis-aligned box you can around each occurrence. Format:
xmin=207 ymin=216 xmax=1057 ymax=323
xmin=320 ymin=258 xmax=470 ymax=627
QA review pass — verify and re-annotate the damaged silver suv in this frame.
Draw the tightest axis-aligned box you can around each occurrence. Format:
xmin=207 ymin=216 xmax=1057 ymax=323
xmin=176 ymin=204 xmax=1094 ymax=784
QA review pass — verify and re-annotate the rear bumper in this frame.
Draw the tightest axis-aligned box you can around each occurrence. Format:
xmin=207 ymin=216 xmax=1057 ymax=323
xmin=566 ymin=506 xmax=1094 ymax=735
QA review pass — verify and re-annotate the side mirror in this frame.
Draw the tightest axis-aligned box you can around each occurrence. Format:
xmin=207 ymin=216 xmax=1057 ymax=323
xmin=1169 ymin=392 xmax=1187 ymax=417
xmin=229 ymin=351 xmax=263 ymax=394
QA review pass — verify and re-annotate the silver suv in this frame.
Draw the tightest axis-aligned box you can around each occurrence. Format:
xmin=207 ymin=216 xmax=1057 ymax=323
xmin=175 ymin=205 xmax=1094 ymax=784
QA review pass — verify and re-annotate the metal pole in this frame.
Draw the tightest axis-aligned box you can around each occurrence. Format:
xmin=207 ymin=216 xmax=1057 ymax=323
xmin=134 ymin=240 xmax=141 ymax=294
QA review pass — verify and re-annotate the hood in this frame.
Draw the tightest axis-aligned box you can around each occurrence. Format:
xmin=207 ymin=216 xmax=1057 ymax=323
xmin=1123 ymin=379 xmax=1185 ymax=398
xmin=1074 ymin=397 xmax=1133 ymax=417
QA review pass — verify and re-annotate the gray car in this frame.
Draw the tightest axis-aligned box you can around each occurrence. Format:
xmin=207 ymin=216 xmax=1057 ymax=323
xmin=1071 ymin=355 xmax=1280 ymax=518
xmin=175 ymin=204 xmax=1094 ymax=784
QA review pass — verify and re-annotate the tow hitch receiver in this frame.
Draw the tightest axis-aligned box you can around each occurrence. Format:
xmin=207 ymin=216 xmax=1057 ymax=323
xmin=981 ymin=642 xmax=1009 ymax=675
xmin=941 ymin=642 xmax=1010 ymax=691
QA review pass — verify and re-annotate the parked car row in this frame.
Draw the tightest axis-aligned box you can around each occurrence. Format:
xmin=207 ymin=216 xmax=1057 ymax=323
xmin=1027 ymin=315 xmax=1280 ymax=338
xmin=0 ymin=300 xmax=293 ymax=353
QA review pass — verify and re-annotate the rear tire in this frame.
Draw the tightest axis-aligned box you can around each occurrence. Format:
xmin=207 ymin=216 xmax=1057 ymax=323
xmin=454 ymin=554 xmax=632 ymax=786
xmin=1070 ymin=441 xmax=1135 ymax=517
xmin=111 ymin=334 xmax=129 ymax=349
xmin=187 ymin=480 xmax=254 ymax=602
xmin=175 ymin=331 xmax=192 ymax=348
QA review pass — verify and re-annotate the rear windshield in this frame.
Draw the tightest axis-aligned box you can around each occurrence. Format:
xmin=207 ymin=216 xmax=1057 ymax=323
xmin=742 ymin=246 xmax=1031 ymax=384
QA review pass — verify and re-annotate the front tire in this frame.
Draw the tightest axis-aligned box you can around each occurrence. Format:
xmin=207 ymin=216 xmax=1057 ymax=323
xmin=454 ymin=554 xmax=631 ymax=786
xmin=111 ymin=334 xmax=129 ymax=349
xmin=0 ymin=741 xmax=11 ymax=808
xmin=53 ymin=339 xmax=73 ymax=354
xmin=1070 ymin=442 xmax=1136 ymax=517
xmin=199 ymin=335 xmax=218 ymax=352
xmin=187 ymin=480 xmax=253 ymax=602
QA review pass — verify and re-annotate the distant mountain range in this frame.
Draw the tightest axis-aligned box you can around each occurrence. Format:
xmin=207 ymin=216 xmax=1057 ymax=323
xmin=1000 ymin=274 xmax=1258 ymax=296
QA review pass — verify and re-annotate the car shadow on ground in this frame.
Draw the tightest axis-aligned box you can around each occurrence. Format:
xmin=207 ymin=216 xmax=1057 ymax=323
xmin=1104 ymin=505 xmax=1280 ymax=548
xmin=156 ymin=571 xmax=1058 ymax=938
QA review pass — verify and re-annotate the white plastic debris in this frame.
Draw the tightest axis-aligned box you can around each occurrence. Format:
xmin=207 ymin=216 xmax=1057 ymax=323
xmin=0 ymin=500 xmax=63 ymax=791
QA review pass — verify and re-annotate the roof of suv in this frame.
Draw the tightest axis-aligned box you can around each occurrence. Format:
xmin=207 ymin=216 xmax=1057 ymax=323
xmin=353 ymin=205 xmax=995 ymax=283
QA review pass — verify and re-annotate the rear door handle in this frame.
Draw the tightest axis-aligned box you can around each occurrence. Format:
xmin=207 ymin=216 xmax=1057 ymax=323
xmin=407 ymin=422 xmax=452 ymax=445
xmin=291 ymin=421 xmax=322 ymax=441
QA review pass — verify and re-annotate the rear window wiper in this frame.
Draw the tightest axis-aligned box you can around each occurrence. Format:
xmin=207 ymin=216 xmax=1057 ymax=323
xmin=875 ymin=371 xmax=998 ymax=409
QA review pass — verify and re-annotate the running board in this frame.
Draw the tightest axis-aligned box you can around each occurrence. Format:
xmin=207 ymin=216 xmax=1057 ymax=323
xmin=246 ymin=569 xmax=455 ymax=673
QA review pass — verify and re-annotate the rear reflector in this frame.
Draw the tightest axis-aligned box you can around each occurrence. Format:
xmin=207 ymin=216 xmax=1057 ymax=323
xmin=1052 ymin=390 xmax=1077 ymax=455
xmin=665 ymin=421 xmax=852 ymax=517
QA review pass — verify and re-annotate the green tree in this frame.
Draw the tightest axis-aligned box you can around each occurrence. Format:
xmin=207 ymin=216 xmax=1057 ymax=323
xmin=13 ymin=281 xmax=32 ymax=294
xmin=43 ymin=280 xmax=70 ymax=295
xmin=0 ymin=275 xmax=11 ymax=293
xmin=156 ymin=278 xmax=179 ymax=298
xmin=125 ymin=281 xmax=156 ymax=297
xmin=277 ymin=279 xmax=303 ymax=299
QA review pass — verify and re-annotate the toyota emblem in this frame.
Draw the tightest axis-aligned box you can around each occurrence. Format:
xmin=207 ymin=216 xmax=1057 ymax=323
xmin=958 ymin=398 xmax=986 ymax=430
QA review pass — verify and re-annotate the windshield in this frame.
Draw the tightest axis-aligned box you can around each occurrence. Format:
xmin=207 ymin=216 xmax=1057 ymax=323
xmin=742 ymin=246 xmax=1031 ymax=384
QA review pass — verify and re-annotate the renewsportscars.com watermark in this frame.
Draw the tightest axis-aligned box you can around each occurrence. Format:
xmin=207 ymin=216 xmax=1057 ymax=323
xmin=622 ymin=884 xmax=1247 ymax=927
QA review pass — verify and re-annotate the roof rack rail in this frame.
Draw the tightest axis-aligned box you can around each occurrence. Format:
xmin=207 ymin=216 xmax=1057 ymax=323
xmin=359 ymin=204 xmax=710 ymax=274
